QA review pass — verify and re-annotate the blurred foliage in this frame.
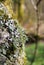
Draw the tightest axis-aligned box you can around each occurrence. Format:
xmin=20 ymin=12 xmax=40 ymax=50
xmin=26 ymin=33 xmax=40 ymax=44
xmin=25 ymin=42 xmax=44 ymax=65
xmin=13 ymin=0 xmax=19 ymax=3
xmin=0 ymin=0 xmax=4 ymax=2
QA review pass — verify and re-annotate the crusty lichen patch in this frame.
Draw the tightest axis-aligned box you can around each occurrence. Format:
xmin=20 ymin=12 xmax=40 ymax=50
xmin=0 ymin=3 xmax=27 ymax=65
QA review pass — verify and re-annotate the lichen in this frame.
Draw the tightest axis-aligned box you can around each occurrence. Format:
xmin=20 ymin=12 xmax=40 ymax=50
xmin=0 ymin=3 xmax=27 ymax=65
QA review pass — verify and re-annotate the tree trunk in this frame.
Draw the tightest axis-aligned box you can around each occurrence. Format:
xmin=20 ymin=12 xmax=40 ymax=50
xmin=0 ymin=3 xmax=27 ymax=65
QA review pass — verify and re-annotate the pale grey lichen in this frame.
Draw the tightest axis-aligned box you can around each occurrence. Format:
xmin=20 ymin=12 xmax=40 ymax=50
xmin=0 ymin=3 xmax=27 ymax=65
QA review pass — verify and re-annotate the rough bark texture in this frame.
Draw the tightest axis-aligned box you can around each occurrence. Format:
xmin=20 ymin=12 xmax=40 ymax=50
xmin=0 ymin=3 xmax=27 ymax=65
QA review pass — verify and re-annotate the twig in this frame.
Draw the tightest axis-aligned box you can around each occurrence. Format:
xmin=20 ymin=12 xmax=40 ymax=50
xmin=30 ymin=0 xmax=42 ymax=65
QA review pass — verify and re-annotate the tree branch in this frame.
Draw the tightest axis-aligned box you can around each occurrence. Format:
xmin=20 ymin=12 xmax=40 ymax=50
xmin=36 ymin=0 xmax=42 ymax=6
xmin=31 ymin=0 xmax=37 ymax=10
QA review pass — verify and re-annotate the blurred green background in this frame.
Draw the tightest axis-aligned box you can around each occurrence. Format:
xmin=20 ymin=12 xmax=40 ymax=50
xmin=25 ymin=42 xmax=44 ymax=65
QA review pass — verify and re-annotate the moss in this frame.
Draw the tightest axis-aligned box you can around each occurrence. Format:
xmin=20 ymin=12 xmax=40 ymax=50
xmin=0 ymin=10 xmax=4 ymax=16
